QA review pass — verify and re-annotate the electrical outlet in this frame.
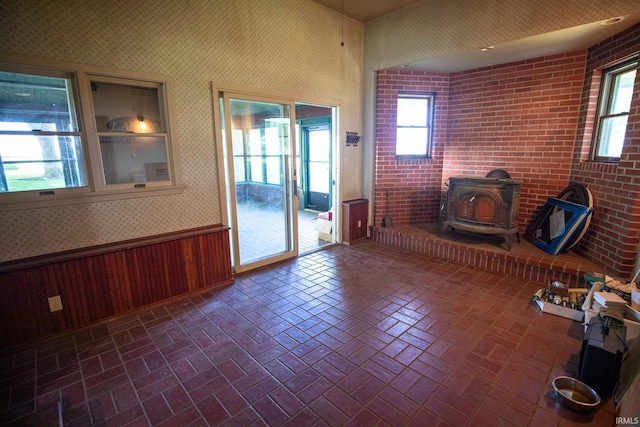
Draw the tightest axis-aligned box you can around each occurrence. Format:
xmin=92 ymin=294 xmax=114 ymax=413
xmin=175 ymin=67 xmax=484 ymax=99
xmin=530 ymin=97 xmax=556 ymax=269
xmin=48 ymin=295 xmax=63 ymax=312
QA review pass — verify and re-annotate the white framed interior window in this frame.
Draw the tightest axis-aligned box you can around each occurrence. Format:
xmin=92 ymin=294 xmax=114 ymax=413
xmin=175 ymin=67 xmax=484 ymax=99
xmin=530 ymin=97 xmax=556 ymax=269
xmin=396 ymin=92 xmax=435 ymax=157
xmin=0 ymin=56 xmax=182 ymax=210
xmin=88 ymin=77 xmax=172 ymax=189
xmin=592 ymin=57 xmax=638 ymax=162
xmin=232 ymin=125 xmax=284 ymax=186
xmin=0 ymin=65 xmax=88 ymax=196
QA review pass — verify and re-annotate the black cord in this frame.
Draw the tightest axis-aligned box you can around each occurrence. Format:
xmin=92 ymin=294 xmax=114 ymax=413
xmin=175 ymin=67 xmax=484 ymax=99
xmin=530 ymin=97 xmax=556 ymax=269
xmin=341 ymin=0 xmax=344 ymax=46
xmin=590 ymin=317 xmax=629 ymax=353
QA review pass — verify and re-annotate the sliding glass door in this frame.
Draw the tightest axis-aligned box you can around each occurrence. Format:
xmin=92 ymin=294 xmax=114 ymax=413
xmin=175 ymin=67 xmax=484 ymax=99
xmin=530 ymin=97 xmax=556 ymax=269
xmin=219 ymin=93 xmax=298 ymax=272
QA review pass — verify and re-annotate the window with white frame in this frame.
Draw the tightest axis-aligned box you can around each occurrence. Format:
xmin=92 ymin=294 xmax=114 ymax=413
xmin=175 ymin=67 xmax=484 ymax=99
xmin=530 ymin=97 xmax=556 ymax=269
xmin=0 ymin=68 xmax=87 ymax=193
xmin=231 ymin=123 xmax=285 ymax=186
xmin=592 ymin=58 xmax=638 ymax=161
xmin=0 ymin=59 xmax=180 ymax=208
xmin=90 ymin=78 xmax=171 ymax=186
xmin=395 ymin=93 xmax=435 ymax=157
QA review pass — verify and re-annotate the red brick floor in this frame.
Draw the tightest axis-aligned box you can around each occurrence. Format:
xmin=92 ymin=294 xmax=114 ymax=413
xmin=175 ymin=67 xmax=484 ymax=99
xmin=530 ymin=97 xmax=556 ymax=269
xmin=0 ymin=240 xmax=616 ymax=426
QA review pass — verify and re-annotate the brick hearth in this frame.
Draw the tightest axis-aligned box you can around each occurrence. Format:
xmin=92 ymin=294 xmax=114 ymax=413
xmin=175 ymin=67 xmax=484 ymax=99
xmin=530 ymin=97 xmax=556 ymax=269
xmin=370 ymin=224 xmax=605 ymax=287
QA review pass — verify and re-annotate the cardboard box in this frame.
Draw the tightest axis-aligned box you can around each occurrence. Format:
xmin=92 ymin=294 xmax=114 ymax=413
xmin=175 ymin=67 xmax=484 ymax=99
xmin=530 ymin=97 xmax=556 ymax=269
xmin=536 ymin=299 xmax=584 ymax=322
xmin=315 ymin=218 xmax=332 ymax=242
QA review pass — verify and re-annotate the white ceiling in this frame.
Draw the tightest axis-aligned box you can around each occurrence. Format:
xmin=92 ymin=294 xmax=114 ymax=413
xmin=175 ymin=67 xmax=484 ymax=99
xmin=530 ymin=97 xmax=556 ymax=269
xmin=399 ymin=14 xmax=640 ymax=73
xmin=309 ymin=0 xmax=640 ymax=72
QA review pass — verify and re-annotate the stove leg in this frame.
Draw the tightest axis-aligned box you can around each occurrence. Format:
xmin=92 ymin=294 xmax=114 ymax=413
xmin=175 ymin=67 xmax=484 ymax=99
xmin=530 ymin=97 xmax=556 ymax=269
xmin=504 ymin=234 xmax=512 ymax=251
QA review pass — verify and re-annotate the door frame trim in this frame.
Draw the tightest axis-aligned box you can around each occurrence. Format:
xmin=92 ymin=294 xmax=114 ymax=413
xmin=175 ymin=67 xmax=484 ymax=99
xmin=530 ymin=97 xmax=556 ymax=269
xmin=212 ymin=82 xmax=342 ymax=273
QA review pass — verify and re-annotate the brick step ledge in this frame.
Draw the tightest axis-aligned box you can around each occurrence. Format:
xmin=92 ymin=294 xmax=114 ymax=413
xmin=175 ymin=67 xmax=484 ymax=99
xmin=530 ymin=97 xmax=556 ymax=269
xmin=369 ymin=224 xmax=603 ymax=287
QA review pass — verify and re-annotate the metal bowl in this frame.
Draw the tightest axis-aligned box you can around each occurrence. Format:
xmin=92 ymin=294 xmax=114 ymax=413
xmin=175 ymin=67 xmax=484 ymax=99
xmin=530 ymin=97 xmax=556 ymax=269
xmin=552 ymin=376 xmax=601 ymax=413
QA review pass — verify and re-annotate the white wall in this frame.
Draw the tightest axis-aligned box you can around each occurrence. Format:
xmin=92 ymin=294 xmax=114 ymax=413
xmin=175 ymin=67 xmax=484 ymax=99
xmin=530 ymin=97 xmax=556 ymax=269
xmin=0 ymin=0 xmax=363 ymax=261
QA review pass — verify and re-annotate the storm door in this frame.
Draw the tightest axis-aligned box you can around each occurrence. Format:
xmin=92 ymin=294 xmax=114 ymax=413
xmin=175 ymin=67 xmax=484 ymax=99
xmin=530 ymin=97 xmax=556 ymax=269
xmin=302 ymin=123 xmax=331 ymax=212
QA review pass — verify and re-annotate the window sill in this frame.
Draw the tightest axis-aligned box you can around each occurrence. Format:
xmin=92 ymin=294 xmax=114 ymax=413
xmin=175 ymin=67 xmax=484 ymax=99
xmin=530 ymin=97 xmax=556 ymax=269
xmin=589 ymin=159 xmax=619 ymax=164
xmin=0 ymin=185 xmax=187 ymax=212
xmin=395 ymin=155 xmax=432 ymax=160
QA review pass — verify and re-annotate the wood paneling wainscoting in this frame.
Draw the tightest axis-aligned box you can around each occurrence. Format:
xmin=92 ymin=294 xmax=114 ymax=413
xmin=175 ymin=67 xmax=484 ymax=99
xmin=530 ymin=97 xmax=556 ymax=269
xmin=0 ymin=225 xmax=233 ymax=349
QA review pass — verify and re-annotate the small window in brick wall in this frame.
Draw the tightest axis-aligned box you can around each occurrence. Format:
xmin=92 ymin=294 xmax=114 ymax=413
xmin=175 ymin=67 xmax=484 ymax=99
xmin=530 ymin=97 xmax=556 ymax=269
xmin=395 ymin=93 xmax=435 ymax=157
xmin=592 ymin=57 xmax=638 ymax=162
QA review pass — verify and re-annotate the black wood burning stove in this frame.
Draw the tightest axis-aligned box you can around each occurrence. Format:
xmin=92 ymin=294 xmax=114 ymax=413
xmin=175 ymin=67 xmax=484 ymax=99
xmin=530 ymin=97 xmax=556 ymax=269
xmin=440 ymin=176 xmax=522 ymax=250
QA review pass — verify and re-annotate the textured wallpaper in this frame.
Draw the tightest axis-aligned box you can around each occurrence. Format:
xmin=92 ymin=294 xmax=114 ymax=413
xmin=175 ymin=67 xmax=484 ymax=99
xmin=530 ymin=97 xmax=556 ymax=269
xmin=0 ymin=0 xmax=364 ymax=261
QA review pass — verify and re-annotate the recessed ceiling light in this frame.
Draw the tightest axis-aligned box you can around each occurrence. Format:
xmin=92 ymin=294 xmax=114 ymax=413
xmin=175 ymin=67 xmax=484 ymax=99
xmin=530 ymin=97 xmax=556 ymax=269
xmin=480 ymin=46 xmax=495 ymax=52
xmin=601 ymin=16 xmax=624 ymax=25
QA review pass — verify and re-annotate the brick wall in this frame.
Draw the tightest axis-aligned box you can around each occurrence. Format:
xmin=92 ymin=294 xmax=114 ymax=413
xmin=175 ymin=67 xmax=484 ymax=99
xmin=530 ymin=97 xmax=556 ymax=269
xmin=374 ymin=71 xmax=449 ymax=225
xmin=375 ymin=51 xmax=586 ymax=230
xmin=373 ymin=22 xmax=640 ymax=277
xmin=570 ymin=23 xmax=640 ymax=278
xmin=446 ymin=52 xmax=587 ymax=226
